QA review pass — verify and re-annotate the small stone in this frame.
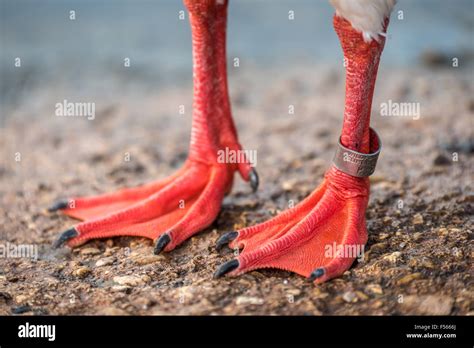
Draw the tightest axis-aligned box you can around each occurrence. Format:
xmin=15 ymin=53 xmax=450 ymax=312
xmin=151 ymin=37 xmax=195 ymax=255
xmin=412 ymin=232 xmax=423 ymax=241
xmin=15 ymin=295 xmax=29 ymax=304
xmin=132 ymin=297 xmax=153 ymax=310
xmin=235 ymin=296 xmax=264 ymax=305
xmin=111 ymin=285 xmax=130 ymax=292
xmin=383 ymin=251 xmax=402 ymax=264
xmin=372 ymin=300 xmax=384 ymax=309
xmin=80 ymin=247 xmax=101 ymax=256
xmin=370 ymin=242 xmax=388 ymax=252
xmin=141 ymin=275 xmax=152 ymax=283
xmin=113 ymin=275 xmax=144 ymax=287
xmin=412 ymin=213 xmax=424 ymax=225
xmin=282 ymin=179 xmax=297 ymax=191
xmin=72 ymin=267 xmax=91 ymax=278
xmin=382 ymin=216 xmax=392 ymax=225
xmin=378 ymin=233 xmax=390 ymax=240
xmin=286 ymin=289 xmax=301 ymax=296
xmin=342 ymin=291 xmax=358 ymax=303
xmin=366 ymin=284 xmax=383 ymax=295
xmin=433 ymin=153 xmax=451 ymax=166
xmin=356 ymin=291 xmax=369 ymax=301
xmin=12 ymin=305 xmax=32 ymax=314
xmin=452 ymin=247 xmax=463 ymax=258
xmin=133 ymin=254 xmax=164 ymax=265
xmin=438 ymin=228 xmax=449 ymax=236
xmin=396 ymin=272 xmax=422 ymax=285
xmin=95 ymin=257 xmax=115 ymax=267
xmin=103 ymin=247 xmax=119 ymax=257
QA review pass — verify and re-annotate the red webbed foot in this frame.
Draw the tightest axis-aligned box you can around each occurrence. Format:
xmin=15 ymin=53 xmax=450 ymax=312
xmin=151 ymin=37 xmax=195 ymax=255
xmin=49 ymin=0 xmax=257 ymax=253
xmin=215 ymin=13 xmax=392 ymax=283
xmin=215 ymin=166 xmax=369 ymax=283
xmin=50 ymin=160 xmax=257 ymax=251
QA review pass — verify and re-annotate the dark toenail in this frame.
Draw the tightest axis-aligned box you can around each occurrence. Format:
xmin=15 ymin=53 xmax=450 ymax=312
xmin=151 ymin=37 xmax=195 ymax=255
xmin=48 ymin=199 xmax=69 ymax=212
xmin=154 ymin=234 xmax=171 ymax=255
xmin=308 ymin=268 xmax=325 ymax=281
xmin=53 ymin=227 xmax=78 ymax=248
xmin=214 ymin=259 xmax=239 ymax=278
xmin=249 ymin=168 xmax=259 ymax=192
xmin=216 ymin=231 xmax=238 ymax=251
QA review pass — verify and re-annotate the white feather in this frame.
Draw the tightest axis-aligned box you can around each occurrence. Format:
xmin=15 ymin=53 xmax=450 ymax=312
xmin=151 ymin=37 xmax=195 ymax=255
xmin=330 ymin=0 xmax=397 ymax=42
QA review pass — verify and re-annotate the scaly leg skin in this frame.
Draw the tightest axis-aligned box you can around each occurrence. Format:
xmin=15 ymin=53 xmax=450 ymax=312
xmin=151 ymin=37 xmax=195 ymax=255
xmin=50 ymin=0 xmax=258 ymax=253
xmin=215 ymin=15 xmax=389 ymax=284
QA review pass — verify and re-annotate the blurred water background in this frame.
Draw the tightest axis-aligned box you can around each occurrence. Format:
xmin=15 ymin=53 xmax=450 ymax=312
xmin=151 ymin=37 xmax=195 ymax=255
xmin=1 ymin=0 xmax=473 ymax=114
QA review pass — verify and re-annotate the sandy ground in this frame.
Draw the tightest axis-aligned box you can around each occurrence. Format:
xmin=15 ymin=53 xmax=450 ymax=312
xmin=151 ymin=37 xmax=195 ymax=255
xmin=0 ymin=63 xmax=473 ymax=315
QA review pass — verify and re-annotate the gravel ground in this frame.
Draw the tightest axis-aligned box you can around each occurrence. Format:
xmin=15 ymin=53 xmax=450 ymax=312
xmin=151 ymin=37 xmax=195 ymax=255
xmin=0 ymin=63 xmax=472 ymax=315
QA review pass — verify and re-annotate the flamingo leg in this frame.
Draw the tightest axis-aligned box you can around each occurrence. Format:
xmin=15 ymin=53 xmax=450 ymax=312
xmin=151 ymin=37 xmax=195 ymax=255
xmin=215 ymin=15 xmax=389 ymax=284
xmin=50 ymin=0 xmax=257 ymax=252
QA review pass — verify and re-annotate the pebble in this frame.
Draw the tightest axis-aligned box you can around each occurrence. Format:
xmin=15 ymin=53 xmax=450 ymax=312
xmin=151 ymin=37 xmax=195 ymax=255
xmin=383 ymin=251 xmax=402 ymax=264
xmin=412 ymin=232 xmax=423 ymax=241
xmin=286 ymin=289 xmax=302 ymax=296
xmin=378 ymin=233 xmax=390 ymax=240
xmin=235 ymin=296 xmax=264 ymax=305
xmin=452 ymin=247 xmax=463 ymax=259
xmin=15 ymin=294 xmax=29 ymax=304
xmin=111 ymin=285 xmax=131 ymax=292
xmin=356 ymin=291 xmax=369 ymax=301
xmin=370 ymin=242 xmax=388 ymax=252
xmin=438 ymin=227 xmax=449 ymax=236
xmin=72 ymin=267 xmax=91 ymax=278
xmin=80 ymin=248 xmax=101 ymax=256
xmin=95 ymin=257 xmax=115 ymax=267
xmin=342 ymin=291 xmax=358 ymax=303
xmin=412 ymin=214 xmax=424 ymax=225
xmin=372 ymin=300 xmax=384 ymax=309
xmin=12 ymin=305 xmax=32 ymax=314
xmin=113 ymin=275 xmax=146 ymax=287
xmin=133 ymin=254 xmax=165 ymax=265
xmin=396 ymin=273 xmax=422 ymax=285
xmin=282 ymin=179 xmax=297 ymax=191
xmin=366 ymin=284 xmax=384 ymax=295
xmin=433 ymin=153 xmax=451 ymax=166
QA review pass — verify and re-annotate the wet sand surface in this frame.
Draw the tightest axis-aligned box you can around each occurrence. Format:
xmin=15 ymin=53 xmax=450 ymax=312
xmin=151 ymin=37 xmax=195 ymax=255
xmin=0 ymin=64 xmax=472 ymax=315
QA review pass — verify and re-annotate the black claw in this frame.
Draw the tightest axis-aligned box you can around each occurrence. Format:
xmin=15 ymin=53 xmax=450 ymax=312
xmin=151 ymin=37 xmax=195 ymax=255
xmin=154 ymin=234 xmax=171 ymax=255
xmin=48 ymin=199 xmax=69 ymax=212
xmin=308 ymin=268 xmax=325 ymax=282
xmin=214 ymin=259 xmax=239 ymax=279
xmin=249 ymin=168 xmax=259 ymax=192
xmin=52 ymin=227 xmax=78 ymax=248
xmin=216 ymin=231 xmax=238 ymax=251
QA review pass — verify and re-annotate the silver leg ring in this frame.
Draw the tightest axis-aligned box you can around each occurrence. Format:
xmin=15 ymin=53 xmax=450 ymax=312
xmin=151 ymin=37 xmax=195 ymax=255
xmin=332 ymin=128 xmax=382 ymax=178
